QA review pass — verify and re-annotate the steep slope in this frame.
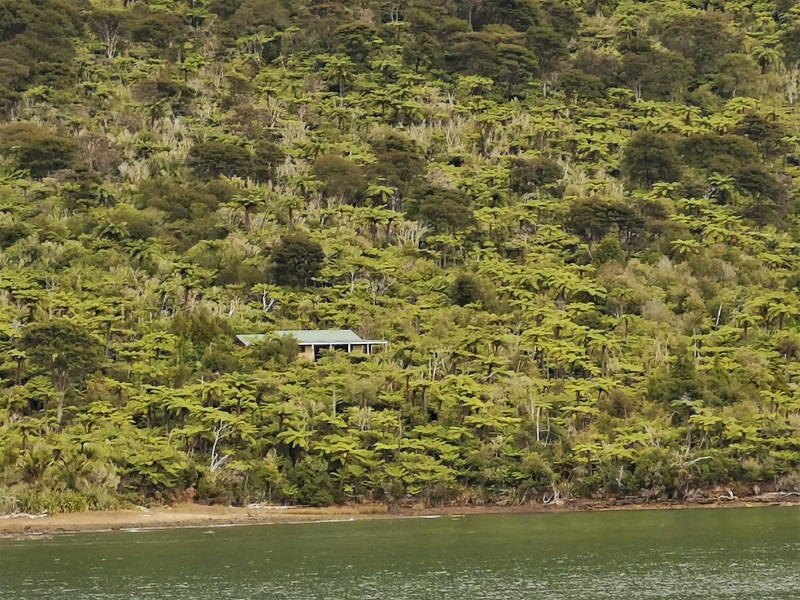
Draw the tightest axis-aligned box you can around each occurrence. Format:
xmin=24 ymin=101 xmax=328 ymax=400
xmin=1 ymin=0 xmax=800 ymax=511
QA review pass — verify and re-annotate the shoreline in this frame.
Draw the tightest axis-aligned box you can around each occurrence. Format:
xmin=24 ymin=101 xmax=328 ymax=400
xmin=2 ymin=494 xmax=799 ymax=538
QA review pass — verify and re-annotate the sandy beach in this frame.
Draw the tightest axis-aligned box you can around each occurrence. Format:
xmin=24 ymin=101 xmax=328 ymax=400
xmin=2 ymin=493 xmax=798 ymax=537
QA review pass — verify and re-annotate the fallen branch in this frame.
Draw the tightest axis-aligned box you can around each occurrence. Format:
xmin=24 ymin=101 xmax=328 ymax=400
xmin=755 ymin=491 xmax=800 ymax=499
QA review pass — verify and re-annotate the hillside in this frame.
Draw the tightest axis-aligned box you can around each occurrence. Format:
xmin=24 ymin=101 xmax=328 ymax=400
xmin=1 ymin=0 xmax=800 ymax=512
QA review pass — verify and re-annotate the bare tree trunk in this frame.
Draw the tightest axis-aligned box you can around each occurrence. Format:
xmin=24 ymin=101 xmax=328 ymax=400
xmin=101 ymin=24 xmax=122 ymax=59
xmin=210 ymin=424 xmax=230 ymax=473
xmin=56 ymin=392 xmax=65 ymax=425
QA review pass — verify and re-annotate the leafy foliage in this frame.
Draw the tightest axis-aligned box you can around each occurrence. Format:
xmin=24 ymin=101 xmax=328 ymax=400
xmin=1 ymin=0 xmax=800 ymax=513
xmin=271 ymin=233 xmax=325 ymax=287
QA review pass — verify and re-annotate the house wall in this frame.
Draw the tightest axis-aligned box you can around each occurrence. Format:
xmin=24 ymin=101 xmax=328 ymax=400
xmin=295 ymin=342 xmax=384 ymax=361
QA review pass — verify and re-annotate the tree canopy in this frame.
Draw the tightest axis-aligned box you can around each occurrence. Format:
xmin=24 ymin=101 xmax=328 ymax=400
xmin=0 ymin=0 xmax=800 ymax=514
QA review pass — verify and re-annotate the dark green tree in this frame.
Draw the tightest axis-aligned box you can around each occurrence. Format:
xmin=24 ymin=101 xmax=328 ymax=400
xmin=271 ymin=233 xmax=325 ymax=287
xmin=780 ymin=22 xmax=800 ymax=69
xmin=620 ymin=48 xmax=693 ymax=101
xmin=0 ymin=0 xmax=82 ymax=89
xmin=734 ymin=114 xmax=788 ymax=160
xmin=660 ymin=12 xmax=739 ymax=75
xmin=593 ymin=236 xmax=626 ymax=266
xmin=540 ymin=0 xmax=581 ymax=39
xmin=87 ymin=8 xmax=130 ymax=58
xmin=496 ymin=42 xmax=539 ymax=96
xmin=335 ymin=21 xmax=378 ymax=64
xmin=565 ymin=198 xmax=643 ymax=244
xmin=734 ymin=165 xmax=785 ymax=201
xmin=133 ymin=74 xmax=196 ymax=119
xmin=0 ymin=123 xmax=76 ymax=178
xmin=621 ymin=132 xmax=682 ymax=188
xmin=214 ymin=0 xmax=290 ymax=39
xmin=366 ymin=150 xmax=426 ymax=199
xmin=18 ymin=318 xmax=104 ymax=424
xmin=451 ymin=273 xmax=484 ymax=306
xmin=291 ymin=455 xmax=336 ymax=506
xmin=130 ymin=10 xmax=187 ymax=52
xmin=313 ymin=155 xmax=367 ymax=204
xmin=710 ymin=53 xmax=760 ymax=99
xmin=572 ymin=47 xmax=620 ymax=88
xmin=251 ymin=140 xmax=286 ymax=183
xmin=407 ymin=186 xmax=475 ymax=234
xmin=666 ymin=349 xmax=701 ymax=401
xmin=61 ymin=169 xmax=106 ymax=211
xmin=557 ymin=69 xmax=605 ymax=102
xmin=188 ymin=141 xmax=253 ymax=180
xmin=247 ymin=335 xmax=300 ymax=367
xmin=475 ymin=0 xmax=554 ymax=33
xmin=508 ymin=157 xmax=563 ymax=195
xmin=677 ymin=134 xmax=760 ymax=175
xmin=525 ymin=24 xmax=568 ymax=83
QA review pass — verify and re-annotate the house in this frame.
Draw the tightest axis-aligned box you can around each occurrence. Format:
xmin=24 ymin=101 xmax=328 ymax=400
xmin=235 ymin=329 xmax=387 ymax=361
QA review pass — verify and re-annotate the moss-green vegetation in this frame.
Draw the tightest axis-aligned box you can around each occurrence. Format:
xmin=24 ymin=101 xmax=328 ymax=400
xmin=2 ymin=0 xmax=800 ymax=513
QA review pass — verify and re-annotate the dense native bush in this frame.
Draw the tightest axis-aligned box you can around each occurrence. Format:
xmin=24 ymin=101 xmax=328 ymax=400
xmin=1 ymin=0 xmax=800 ymax=514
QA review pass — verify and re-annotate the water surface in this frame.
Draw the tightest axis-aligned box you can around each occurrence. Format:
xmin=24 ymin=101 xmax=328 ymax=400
xmin=1 ymin=506 xmax=799 ymax=599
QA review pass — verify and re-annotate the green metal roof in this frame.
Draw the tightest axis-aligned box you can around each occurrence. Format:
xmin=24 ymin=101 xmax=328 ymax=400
xmin=236 ymin=329 xmax=382 ymax=347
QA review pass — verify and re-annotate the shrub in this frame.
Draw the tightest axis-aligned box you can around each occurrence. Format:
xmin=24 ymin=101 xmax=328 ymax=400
xmin=313 ymin=155 xmax=367 ymax=204
xmin=248 ymin=336 xmax=300 ymax=366
xmin=508 ymin=157 xmax=563 ymax=195
xmin=365 ymin=150 xmax=426 ymax=197
xmin=0 ymin=123 xmax=76 ymax=178
xmin=188 ymin=141 xmax=253 ymax=180
xmin=593 ymin=236 xmax=626 ymax=266
xmin=406 ymin=186 xmax=475 ymax=234
xmin=632 ymin=448 xmax=679 ymax=495
xmin=450 ymin=273 xmax=484 ymax=306
xmin=291 ymin=456 xmax=337 ymax=506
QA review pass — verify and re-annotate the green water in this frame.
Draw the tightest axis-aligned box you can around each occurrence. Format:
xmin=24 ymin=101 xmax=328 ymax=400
xmin=1 ymin=507 xmax=798 ymax=599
